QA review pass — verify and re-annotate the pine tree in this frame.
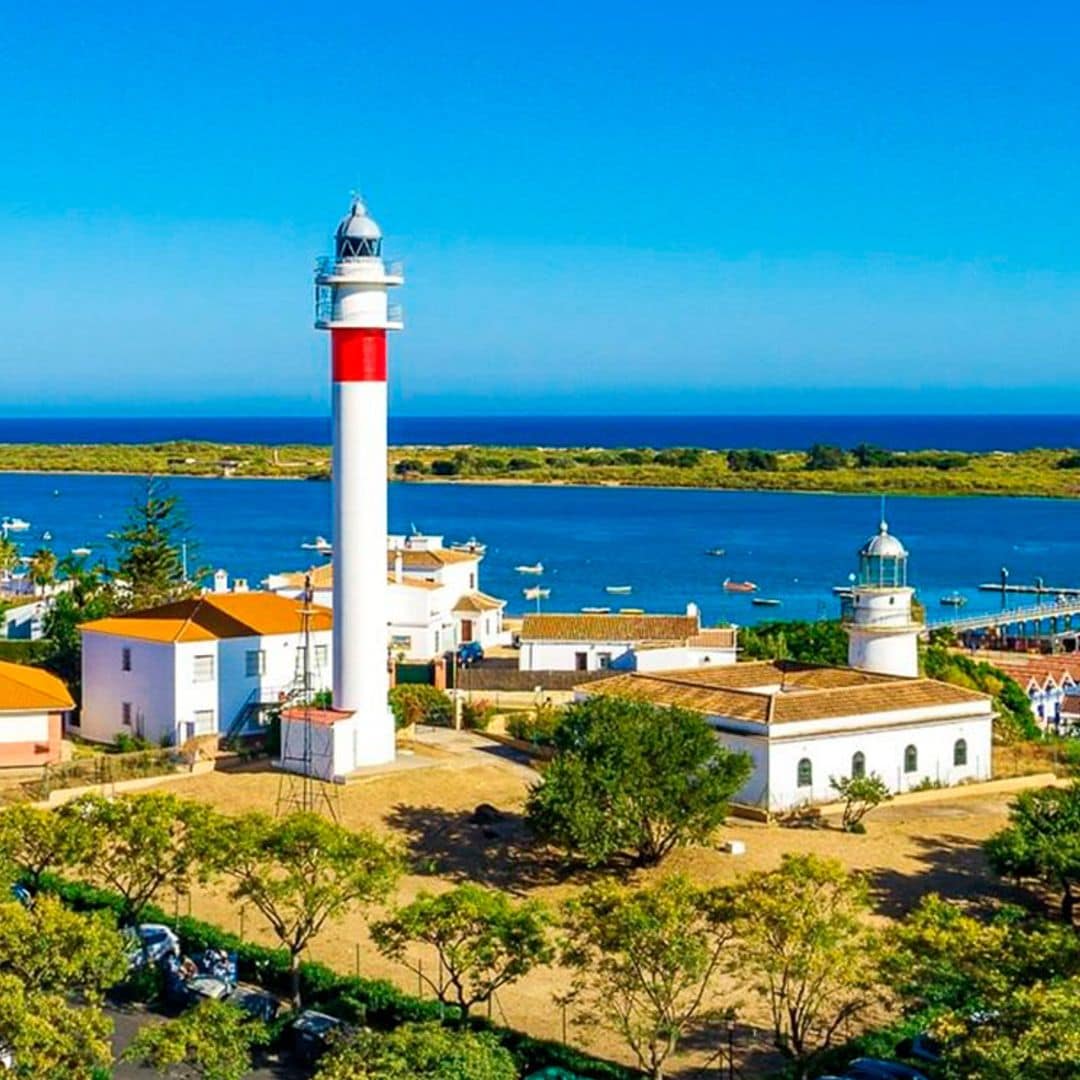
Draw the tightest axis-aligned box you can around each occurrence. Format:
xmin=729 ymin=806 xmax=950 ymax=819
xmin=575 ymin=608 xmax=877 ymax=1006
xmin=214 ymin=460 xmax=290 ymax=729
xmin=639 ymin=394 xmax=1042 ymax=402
xmin=112 ymin=477 xmax=200 ymax=610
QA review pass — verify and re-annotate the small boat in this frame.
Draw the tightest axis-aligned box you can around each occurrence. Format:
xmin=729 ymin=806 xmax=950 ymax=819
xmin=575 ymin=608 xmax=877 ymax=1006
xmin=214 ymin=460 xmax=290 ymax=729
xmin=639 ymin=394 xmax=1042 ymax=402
xmin=605 ymin=585 xmax=633 ymax=595
xmin=581 ymin=606 xmax=611 ymax=614
xmin=723 ymin=578 xmax=758 ymax=593
xmin=752 ymin=597 xmax=782 ymax=607
xmin=71 ymin=547 xmax=92 ymax=557
xmin=618 ymin=607 xmax=644 ymax=614
xmin=939 ymin=592 xmax=968 ymax=607
xmin=41 ymin=531 xmax=52 ymax=541
xmin=451 ymin=537 xmax=487 ymax=556
xmin=523 ymin=586 xmax=550 ymax=600
xmin=515 ymin=563 xmax=544 ymax=575
xmin=1 ymin=517 xmax=30 ymax=533
xmin=302 ymin=536 xmax=333 ymax=554
xmin=706 ymin=548 xmax=726 ymax=557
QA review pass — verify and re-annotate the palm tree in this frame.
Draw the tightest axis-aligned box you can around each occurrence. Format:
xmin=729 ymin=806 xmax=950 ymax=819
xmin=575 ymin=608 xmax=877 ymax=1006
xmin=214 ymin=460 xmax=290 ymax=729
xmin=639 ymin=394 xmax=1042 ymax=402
xmin=28 ymin=548 xmax=57 ymax=597
xmin=0 ymin=536 xmax=19 ymax=581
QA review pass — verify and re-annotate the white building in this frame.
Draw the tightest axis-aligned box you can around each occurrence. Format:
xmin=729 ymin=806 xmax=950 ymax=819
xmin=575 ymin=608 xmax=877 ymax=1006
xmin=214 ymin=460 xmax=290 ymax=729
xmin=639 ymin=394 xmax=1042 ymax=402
xmin=581 ymin=660 xmax=994 ymax=812
xmin=79 ymin=592 xmax=333 ymax=747
xmin=265 ymin=533 xmax=506 ymax=661
xmin=518 ymin=608 xmax=737 ymax=672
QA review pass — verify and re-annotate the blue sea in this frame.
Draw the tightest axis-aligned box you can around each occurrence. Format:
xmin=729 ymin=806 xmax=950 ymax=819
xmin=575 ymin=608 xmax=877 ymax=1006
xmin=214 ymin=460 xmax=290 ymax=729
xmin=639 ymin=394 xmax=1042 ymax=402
xmin=2 ymin=471 xmax=1079 ymax=624
xmin=1 ymin=414 xmax=1079 ymax=451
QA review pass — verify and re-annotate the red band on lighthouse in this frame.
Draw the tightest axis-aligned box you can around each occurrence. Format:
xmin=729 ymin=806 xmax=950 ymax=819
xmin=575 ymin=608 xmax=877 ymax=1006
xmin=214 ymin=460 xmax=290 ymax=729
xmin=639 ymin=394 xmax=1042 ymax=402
xmin=332 ymin=329 xmax=387 ymax=382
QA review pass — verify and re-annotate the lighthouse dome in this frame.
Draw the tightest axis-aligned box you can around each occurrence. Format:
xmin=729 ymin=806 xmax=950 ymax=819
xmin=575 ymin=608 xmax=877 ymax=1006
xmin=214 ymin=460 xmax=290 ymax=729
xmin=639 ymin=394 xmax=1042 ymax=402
xmin=335 ymin=197 xmax=382 ymax=258
xmin=857 ymin=521 xmax=908 ymax=588
xmin=861 ymin=521 xmax=907 ymax=559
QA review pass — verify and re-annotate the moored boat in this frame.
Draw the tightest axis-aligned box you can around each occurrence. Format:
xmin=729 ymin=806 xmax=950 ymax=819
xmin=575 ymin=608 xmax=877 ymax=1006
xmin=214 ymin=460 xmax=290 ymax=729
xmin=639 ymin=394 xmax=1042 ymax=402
xmin=605 ymin=585 xmax=632 ymax=594
xmin=939 ymin=592 xmax=968 ymax=607
xmin=523 ymin=586 xmax=550 ymax=600
xmin=580 ymin=606 xmax=611 ymax=613
xmin=752 ymin=597 xmax=782 ymax=606
xmin=1 ymin=517 xmax=30 ymax=533
xmin=723 ymin=578 xmax=758 ymax=593
xmin=451 ymin=537 xmax=487 ymax=555
xmin=71 ymin=546 xmax=92 ymax=557
xmin=515 ymin=563 xmax=544 ymax=574
xmin=706 ymin=548 xmax=726 ymax=556
xmin=302 ymin=536 xmax=332 ymax=554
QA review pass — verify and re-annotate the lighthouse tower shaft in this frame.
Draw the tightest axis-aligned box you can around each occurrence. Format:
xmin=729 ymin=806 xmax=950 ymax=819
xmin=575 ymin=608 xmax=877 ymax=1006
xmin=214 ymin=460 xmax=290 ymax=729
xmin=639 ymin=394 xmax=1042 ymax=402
xmin=315 ymin=198 xmax=403 ymax=766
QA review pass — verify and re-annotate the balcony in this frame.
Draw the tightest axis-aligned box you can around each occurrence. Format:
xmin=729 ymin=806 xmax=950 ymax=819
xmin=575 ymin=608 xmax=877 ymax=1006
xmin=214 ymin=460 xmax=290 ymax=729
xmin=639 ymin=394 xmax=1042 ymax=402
xmin=315 ymin=256 xmax=404 ymax=282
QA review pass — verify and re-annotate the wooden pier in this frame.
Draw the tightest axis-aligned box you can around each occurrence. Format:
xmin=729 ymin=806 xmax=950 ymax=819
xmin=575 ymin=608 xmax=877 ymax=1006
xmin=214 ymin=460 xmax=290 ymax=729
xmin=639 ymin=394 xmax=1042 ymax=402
xmin=978 ymin=583 xmax=1080 ymax=596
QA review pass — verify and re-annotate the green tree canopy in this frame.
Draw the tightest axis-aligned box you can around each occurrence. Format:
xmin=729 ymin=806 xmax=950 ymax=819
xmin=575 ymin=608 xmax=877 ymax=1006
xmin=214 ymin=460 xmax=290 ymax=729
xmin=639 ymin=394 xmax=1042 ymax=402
xmin=204 ymin=810 xmax=402 ymax=1006
xmin=314 ymin=1022 xmax=517 ymax=1080
xmin=985 ymin=783 xmax=1080 ymax=921
xmin=371 ymin=883 xmax=553 ymax=1017
xmin=829 ymin=772 xmax=891 ymax=832
xmin=526 ymin=695 xmax=752 ymax=867
xmin=732 ymin=854 xmax=880 ymax=1079
xmin=123 ymin=999 xmax=270 ymax=1080
xmin=0 ymin=803 xmax=95 ymax=892
xmin=805 ymin=443 xmax=847 ymax=470
xmin=39 ymin=562 xmax=116 ymax=695
xmin=28 ymin=547 xmax=57 ymax=595
xmin=561 ymin=874 xmax=737 ymax=1080
xmin=738 ymin=620 xmax=849 ymax=666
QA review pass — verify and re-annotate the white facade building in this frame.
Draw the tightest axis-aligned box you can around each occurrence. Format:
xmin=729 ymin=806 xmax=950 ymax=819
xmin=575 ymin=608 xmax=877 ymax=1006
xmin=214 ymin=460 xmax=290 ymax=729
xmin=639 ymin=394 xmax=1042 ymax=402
xmin=79 ymin=593 xmax=333 ymax=747
xmin=582 ymin=660 xmax=994 ymax=813
xmin=519 ymin=608 xmax=736 ymax=673
xmin=265 ymin=533 xmax=506 ymax=661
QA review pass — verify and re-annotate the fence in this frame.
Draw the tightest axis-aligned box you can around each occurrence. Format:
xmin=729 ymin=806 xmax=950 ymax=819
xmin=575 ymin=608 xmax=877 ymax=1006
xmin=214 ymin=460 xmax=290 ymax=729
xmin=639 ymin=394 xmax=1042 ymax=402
xmin=21 ymin=748 xmax=188 ymax=800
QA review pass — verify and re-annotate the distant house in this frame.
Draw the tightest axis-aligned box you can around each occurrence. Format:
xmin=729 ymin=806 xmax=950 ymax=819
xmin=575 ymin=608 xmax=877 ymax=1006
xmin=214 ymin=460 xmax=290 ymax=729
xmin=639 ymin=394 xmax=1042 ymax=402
xmin=968 ymin=653 xmax=1080 ymax=734
xmin=518 ymin=608 xmax=737 ymax=673
xmin=265 ymin=533 xmax=507 ymax=660
xmin=579 ymin=660 xmax=994 ymax=813
xmin=0 ymin=661 xmax=72 ymax=767
xmin=2 ymin=599 xmax=49 ymax=641
xmin=79 ymin=592 xmax=332 ymax=747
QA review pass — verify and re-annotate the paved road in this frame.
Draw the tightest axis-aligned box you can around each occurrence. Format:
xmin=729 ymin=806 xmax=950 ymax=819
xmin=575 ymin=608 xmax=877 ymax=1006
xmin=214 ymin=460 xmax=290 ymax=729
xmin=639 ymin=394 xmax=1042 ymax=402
xmin=108 ymin=1004 xmax=307 ymax=1079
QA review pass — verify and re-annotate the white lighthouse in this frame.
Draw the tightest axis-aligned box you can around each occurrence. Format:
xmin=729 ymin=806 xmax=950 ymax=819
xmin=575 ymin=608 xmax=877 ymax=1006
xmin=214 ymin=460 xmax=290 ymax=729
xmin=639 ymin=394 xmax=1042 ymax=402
xmin=314 ymin=196 xmax=403 ymax=766
xmin=844 ymin=519 xmax=922 ymax=678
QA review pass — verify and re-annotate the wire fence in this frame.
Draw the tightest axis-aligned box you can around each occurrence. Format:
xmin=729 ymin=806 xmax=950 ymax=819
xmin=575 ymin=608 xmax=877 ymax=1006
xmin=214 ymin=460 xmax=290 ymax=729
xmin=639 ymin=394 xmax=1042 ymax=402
xmin=20 ymin=748 xmax=189 ymax=801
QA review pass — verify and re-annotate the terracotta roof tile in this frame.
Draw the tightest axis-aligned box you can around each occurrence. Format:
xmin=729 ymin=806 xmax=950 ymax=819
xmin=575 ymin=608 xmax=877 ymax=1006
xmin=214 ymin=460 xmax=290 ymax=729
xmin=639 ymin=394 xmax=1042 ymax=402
xmin=522 ymin=613 xmax=699 ymax=643
xmin=0 ymin=661 xmax=74 ymax=711
xmin=454 ymin=591 xmax=506 ymax=613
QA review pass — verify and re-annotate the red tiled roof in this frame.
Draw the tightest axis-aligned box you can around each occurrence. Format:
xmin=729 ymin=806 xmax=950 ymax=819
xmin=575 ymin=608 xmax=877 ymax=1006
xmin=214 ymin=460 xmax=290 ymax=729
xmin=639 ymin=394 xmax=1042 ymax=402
xmin=522 ymin=612 xmax=699 ymax=643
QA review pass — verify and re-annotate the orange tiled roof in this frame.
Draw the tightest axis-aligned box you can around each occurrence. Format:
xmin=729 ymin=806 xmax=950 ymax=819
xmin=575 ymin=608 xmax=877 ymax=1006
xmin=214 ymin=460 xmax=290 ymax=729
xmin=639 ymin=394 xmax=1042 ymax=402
xmin=522 ymin=613 xmax=699 ymax=643
xmin=454 ymin=591 xmax=506 ymax=614
xmin=581 ymin=661 xmax=989 ymax=725
xmin=387 ymin=548 xmax=478 ymax=570
xmin=80 ymin=593 xmax=332 ymax=643
xmin=968 ymin=652 xmax=1080 ymax=691
xmin=0 ymin=661 xmax=74 ymax=712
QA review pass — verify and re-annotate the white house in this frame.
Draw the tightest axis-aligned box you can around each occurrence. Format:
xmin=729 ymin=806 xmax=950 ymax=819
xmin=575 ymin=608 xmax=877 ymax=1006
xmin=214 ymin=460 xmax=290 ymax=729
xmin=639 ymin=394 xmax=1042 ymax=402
xmin=2 ymin=599 xmax=49 ymax=641
xmin=265 ymin=533 xmax=506 ymax=661
xmin=518 ymin=608 xmax=737 ymax=672
xmin=0 ymin=661 xmax=72 ymax=768
xmin=581 ymin=660 xmax=994 ymax=812
xmin=78 ymin=592 xmax=333 ymax=747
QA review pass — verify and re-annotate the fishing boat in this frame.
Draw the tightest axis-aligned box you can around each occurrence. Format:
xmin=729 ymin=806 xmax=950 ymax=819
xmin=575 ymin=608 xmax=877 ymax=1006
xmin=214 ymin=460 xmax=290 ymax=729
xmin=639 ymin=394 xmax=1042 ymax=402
xmin=71 ymin=547 xmax=92 ymax=557
xmin=939 ymin=592 xmax=968 ymax=607
xmin=523 ymin=586 xmax=550 ymax=600
xmin=605 ymin=585 xmax=633 ymax=595
xmin=723 ymin=578 xmax=758 ymax=593
xmin=752 ymin=597 xmax=782 ymax=607
xmin=580 ymin=606 xmax=611 ymax=614
xmin=515 ymin=563 xmax=544 ymax=575
xmin=1 ymin=517 xmax=30 ymax=533
xmin=451 ymin=537 xmax=487 ymax=556
xmin=301 ymin=536 xmax=333 ymax=554
xmin=705 ymin=548 xmax=726 ymax=557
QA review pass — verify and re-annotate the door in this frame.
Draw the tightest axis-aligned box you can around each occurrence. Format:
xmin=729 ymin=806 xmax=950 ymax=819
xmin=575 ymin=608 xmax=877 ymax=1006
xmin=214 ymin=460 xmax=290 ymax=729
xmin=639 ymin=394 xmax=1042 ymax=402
xmin=461 ymin=619 xmax=474 ymax=643
xmin=575 ymin=652 xmax=588 ymax=671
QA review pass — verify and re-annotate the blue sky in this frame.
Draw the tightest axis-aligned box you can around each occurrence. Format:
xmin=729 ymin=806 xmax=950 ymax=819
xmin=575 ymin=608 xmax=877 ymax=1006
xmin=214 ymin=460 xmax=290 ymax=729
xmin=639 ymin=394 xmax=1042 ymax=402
xmin=3 ymin=2 xmax=1080 ymax=416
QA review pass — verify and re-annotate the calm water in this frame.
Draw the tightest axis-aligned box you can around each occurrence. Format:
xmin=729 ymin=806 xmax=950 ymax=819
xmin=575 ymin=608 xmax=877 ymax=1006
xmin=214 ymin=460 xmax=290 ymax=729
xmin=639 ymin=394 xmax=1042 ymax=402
xmin=1 ymin=414 xmax=1080 ymax=451
xmin=2 ymin=473 xmax=1079 ymax=624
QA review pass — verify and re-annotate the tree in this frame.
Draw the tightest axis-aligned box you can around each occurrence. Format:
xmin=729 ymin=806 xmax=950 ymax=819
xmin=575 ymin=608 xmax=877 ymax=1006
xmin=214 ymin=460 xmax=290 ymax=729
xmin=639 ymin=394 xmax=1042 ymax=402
xmin=985 ymin=784 xmax=1080 ymax=921
xmin=805 ymin=443 xmax=847 ymax=470
xmin=738 ymin=620 xmax=849 ymax=666
xmin=62 ymin=792 xmax=215 ymax=923
xmin=0 ymin=803 xmax=95 ymax=892
xmin=526 ymin=696 xmax=752 ymax=867
xmin=829 ymin=772 xmax=891 ymax=832
xmin=206 ymin=810 xmax=402 ymax=1007
xmin=0 ymin=973 xmax=113 ymax=1080
xmin=0 ymin=536 xmax=19 ymax=579
xmin=314 ymin=1022 xmax=517 ymax=1080
xmin=0 ymin=893 xmax=127 ymax=994
xmin=39 ymin=562 xmax=116 ymax=695
xmin=726 ymin=448 xmax=779 ymax=472
xmin=112 ymin=476 xmax=200 ymax=609
xmin=561 ymin=875 xmax=737 ymax=1080
xmin=371 ymin=884 xmax=553 ymax=1017
xmin=123 ymin=999 xmax=270 ymax=1080
xmin=732 ymin=854 xmax=880 ymax=1079
xmin=27 ymin=547 xmax=57 ymax=596
xmin=388 ymin=684 xmax=453 ymax=729
xmin=851 ymin=443 xmax=896 ymax=468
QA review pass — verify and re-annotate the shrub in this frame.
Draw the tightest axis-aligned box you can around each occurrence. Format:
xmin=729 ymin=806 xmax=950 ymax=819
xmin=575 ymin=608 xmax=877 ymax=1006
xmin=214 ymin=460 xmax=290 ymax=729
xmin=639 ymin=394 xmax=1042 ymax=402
xmin=429 ymin=459 xmax=459 ymax=476
xmin=389 ymin=684 xmax=454 ymax=729
xmin=805 ymin=443 xmax=847 ymax=470
xmin=460 ymin=698 xmax=493 ymax=731
xmin=506 ymin=705 xmax=563 ymax=745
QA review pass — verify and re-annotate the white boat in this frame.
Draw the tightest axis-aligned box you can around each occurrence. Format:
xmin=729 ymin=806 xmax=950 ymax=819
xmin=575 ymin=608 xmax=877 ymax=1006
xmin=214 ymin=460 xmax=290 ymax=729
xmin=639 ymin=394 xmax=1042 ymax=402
xmin=523 ymin=586 xmax=550 ymax=600
xmin=581 ymin=606 xmax=610 ymax=614
xmin=71 ymin=547 xmax=92 ymax=557
xmin=1 ymin=518 xmax=30 ymax=533
xmin=451 ymin=537 xmax=487 ymax=556
xmin=41 ymin=531 xmax=53 ymax=541
xmin=515 ymin=563 xmax=544 ymax=575
xmin=301 ymin=536 xmax=333 ymax=554
xmin=605 ymin=585 xmax=633 ymax=595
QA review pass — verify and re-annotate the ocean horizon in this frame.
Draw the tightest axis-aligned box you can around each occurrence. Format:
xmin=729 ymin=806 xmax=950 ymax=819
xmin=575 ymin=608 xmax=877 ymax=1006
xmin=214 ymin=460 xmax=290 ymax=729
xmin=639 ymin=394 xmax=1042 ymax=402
xmin=1 ymin=414 xmax=1079 ymax=452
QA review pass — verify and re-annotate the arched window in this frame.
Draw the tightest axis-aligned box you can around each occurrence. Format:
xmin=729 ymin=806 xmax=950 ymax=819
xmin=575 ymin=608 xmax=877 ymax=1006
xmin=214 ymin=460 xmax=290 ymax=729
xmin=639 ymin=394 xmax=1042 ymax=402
xmin=797 ymin=758 xmax=813 ymax=788
xmin=904 ymin=744 xmax=918 ymax=773
xmin=852 ymin=751 xmax=866 ymax=779
xmin=953 ymin=739 xmax=967 ymax=767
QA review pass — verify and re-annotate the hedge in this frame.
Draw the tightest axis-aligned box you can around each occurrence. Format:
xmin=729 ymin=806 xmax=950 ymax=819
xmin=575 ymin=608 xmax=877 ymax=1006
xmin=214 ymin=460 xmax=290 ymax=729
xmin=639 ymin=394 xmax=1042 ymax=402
xmin=39 ymin=876 xmax=639 ymax=1080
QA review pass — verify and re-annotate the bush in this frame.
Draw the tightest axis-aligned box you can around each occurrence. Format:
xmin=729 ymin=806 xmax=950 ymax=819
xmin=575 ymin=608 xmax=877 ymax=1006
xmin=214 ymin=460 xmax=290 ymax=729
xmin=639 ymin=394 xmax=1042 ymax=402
xmin=460 ymin=699 xmax=493 ymax=732
xmin=113 ymin=732 xmax=152 ymax=753
xmin=389 ymin=684 xmax=453 ymax=729
xmin=805 ymin=443 xmax=847 ymax=470
xmin=429 ymin=459 xmax=459 ymax=476
xmin=506 ymin=705 xmax=563 ymax=746
xmin=726 ymin=448 xmax=778 ymax=472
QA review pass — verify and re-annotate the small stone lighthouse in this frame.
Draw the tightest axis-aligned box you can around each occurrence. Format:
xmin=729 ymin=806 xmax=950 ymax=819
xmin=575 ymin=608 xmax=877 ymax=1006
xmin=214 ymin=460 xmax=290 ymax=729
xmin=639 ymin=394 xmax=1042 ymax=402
xmin=844 ymin=519 xmax=921 ymax=678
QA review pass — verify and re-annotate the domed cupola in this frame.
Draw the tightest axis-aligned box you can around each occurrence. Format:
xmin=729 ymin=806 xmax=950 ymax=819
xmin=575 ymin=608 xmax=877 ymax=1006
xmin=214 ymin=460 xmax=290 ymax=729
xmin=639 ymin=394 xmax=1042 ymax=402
xmin=858 ymin=520 xmax=908 ymax=588
xmin=335 ymin=196 xmax=383 ymax=259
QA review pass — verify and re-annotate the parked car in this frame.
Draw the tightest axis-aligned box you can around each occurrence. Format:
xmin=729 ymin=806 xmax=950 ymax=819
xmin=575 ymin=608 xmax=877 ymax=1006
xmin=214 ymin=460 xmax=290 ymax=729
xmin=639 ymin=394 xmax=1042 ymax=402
xmin=845 ymin=1058 xmax=930 ymax=1080
xmin=124 ymin=923 xmax=181 ymax=969
xmin=457 ymin=641 xmax=484 ymax=666
xmin=896 ymin=1033 xmax=943 ymax=1065
xmin=230 ymin=983 xmax=283 ymax=1023
xmin=291 ymin=1009 xmax=349 ymax=1064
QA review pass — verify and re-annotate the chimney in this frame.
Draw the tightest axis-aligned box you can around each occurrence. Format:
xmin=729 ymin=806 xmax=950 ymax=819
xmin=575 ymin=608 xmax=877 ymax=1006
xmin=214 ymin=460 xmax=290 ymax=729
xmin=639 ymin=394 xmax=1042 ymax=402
xmin=394 ymin=549 xmax=404 ymax=584
xmin=213 ymin=569 xmax=228 ymax=594
xmin=232 ymin=578 xmax=249 ymax=593
xmin=686 ymin=601 xmax=700 ymax=626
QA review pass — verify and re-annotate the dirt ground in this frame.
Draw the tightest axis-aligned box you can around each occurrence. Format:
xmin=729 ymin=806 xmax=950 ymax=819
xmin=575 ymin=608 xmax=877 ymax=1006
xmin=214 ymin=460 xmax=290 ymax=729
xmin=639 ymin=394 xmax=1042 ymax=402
xmin=149 ymin=736 xmax=1026 ymax=1078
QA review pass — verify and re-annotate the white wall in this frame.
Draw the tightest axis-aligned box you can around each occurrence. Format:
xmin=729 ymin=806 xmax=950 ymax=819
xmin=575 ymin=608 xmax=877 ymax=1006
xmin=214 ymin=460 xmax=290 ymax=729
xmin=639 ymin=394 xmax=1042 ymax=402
xmin=634 ymin=645 xmax=737 ymax=671
xmin=520 ymin=640 xmax=636 ymax=672
xmin=0 ymin=711 xmax=49 ymax=744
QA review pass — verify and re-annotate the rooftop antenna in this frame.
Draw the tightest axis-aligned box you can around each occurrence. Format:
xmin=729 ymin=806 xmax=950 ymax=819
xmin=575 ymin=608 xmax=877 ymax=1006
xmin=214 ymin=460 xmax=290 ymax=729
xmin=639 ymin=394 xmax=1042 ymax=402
xmin=879 ymin=493 xmax=887 ymax=531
